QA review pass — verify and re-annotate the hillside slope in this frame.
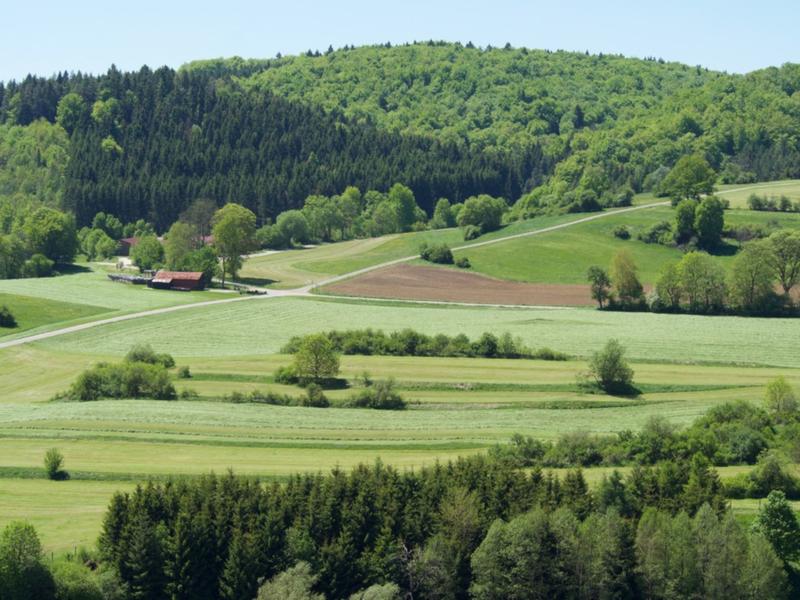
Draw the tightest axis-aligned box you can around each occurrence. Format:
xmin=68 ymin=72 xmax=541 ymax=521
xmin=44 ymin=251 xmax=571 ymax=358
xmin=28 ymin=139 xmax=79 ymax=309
xmin=1 ymin=43 xmax=799 ymax=226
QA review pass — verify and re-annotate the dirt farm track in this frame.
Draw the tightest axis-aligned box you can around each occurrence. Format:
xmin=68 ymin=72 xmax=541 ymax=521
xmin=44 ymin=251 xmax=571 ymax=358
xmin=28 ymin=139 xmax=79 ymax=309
xmin=323 ymin=263 xmax=595 ymax=306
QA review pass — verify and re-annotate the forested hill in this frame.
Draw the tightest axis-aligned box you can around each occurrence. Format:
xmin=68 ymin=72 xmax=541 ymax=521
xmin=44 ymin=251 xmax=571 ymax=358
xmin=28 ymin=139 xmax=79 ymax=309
xmin=1 ymin=42 xmax=799 ymax=228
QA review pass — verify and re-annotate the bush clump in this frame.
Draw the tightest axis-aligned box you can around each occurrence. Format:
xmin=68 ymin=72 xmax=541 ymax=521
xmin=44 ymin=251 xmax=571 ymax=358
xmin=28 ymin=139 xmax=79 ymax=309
xmin=225 ymin=388 xmax=329 ymax=408
xmin=455 ymin=256 xmax=471 ymax=268
xmin=44 ymin=448 xmax=68 ymax=480
xmin=0 ymin=305 xmax=16 ymax=328
xmin=419 ymin=243 xmax=454 ymax=264
xmin=176 ymin=365 xmax=192 ymax=379
xmin=347 ymin=379 xmax=406 ymax=410
xmin=612 ymin=225 xmax=631 ymax=240
xmin=584 ymin=339 xmax=635 ymax=395
xmin=462 ymin=224 xmax=482 ymax=241
xmin=637 ymin=221 xmax=674 ymax=245
xmin=63 ymin=361 xmax=176 ymax=401
xmin=124 ymin=343 xmax=175 ymax=368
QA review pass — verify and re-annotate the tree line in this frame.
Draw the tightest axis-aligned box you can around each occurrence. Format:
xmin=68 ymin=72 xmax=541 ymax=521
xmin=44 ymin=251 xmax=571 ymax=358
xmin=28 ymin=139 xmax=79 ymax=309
xmin=588 ymin=225 xmax=800 ymax=316
xmin=88 ymin=452 xmax=798 ymax=599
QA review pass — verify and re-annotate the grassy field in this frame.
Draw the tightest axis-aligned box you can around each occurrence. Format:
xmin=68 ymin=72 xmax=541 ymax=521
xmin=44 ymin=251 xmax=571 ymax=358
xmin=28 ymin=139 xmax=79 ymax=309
xmin=28 ymin=295 xmax=800 ymax=367
xmin=1 ymin=340 xmax=797 ymax=551
xmin=0 ymin=293 xmax=109 ymax=338
xmin=1 ymin=183 xmax=799 ymax=553
xmin=450 ymin=206 xmax=800 ymax=285
xmin=717 ymin=179 xmax=800 ymax=208
xmin=239 ymin=212 xmax=584 ymax=288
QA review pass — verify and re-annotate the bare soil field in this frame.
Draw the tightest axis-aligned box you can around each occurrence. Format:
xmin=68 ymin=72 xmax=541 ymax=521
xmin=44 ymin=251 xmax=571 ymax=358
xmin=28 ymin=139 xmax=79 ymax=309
xmin=324 ymin=263 xmax=595 ymax=306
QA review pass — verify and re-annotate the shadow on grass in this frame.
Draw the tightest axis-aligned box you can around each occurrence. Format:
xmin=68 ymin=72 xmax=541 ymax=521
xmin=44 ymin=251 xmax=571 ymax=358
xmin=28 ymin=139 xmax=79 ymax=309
xmin=709 ymin=241 xmax=739 ymax=257
xmin=238 ymin=276 xmax=278 ymax=287
xmin=579 ymin=382 xmax=642 ymax=398
xmin=56 ymin=263 xmax=92 ymax=275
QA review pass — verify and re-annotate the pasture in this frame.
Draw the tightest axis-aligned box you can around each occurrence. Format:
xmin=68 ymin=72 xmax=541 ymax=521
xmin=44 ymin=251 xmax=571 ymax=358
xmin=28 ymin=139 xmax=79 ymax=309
xmin=239 ymin=212 xmax=583 ymax=288
xmin=0 ymin=293 xmax=108 ymax=338
xmin=1 ymin=339 xmax=797 ymax=551
xmin=717 ymin=179 xmax=800 ymax=208
xmin=29 ymin=295 xmax=800 ymax=367
xmin=450 ymin=206 xmax=800 ymax=285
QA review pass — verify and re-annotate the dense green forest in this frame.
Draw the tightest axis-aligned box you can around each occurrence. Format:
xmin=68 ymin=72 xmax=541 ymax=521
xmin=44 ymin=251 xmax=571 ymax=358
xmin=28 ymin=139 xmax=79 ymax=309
xmin=1 ymin=42 xmax=799 ymax=229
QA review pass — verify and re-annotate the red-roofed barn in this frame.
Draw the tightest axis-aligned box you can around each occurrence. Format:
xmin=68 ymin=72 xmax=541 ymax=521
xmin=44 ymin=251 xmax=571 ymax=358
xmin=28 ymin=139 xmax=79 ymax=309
xmin=149 ymin=271 xmax=206 ymax=291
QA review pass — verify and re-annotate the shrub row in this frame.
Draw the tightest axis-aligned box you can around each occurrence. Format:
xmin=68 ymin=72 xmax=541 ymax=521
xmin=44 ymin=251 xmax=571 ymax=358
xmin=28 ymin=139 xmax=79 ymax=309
xmin=282 ymin=329 xmax=568 ymax=360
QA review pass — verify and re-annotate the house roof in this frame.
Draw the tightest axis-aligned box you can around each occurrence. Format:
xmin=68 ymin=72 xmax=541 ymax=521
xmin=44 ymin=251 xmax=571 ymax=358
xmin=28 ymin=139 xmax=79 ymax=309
xmin=119 ymin=237 xmax=139 ymax=246
xmin=152 ymin=271 xmax=204 ymax=284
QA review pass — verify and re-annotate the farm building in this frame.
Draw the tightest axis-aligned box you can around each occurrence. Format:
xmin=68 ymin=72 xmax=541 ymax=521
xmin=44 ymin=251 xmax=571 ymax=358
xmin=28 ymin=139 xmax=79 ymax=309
xmin=149 ymin=271 xmax=206 ymax=291
xmin=117 ymin=237 xmax=140 ymax=256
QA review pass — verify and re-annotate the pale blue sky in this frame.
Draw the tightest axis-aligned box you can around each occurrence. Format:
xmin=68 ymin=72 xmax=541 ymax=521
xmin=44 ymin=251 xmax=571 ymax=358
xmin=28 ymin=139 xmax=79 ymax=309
xmin=2 ymin=0 xmax=798 ymax=81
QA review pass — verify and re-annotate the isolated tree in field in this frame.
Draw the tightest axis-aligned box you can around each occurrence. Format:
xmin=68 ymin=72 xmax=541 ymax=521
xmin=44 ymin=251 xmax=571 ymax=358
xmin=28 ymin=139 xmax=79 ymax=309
xmin=610 ymin=250 xmax=643 ymax=307
xmin=164 ymin=221 xmax=197 ymax=270
xmin=659 ymin=154 xmax=716 ymax=201
xmin=729 ymin=241 xmax=775 ymax=313
xmin=674 ymin=198 xmax=698 ymax=243
xmin=586 ymin=266 xmax=611 ymax=308
xmin=694 ymin=196 xmax=725 ymax=250
xmin=767 ymin=229 xmax=800 ymax=295
xmin=588 ymin=339 xmax=634 ymax=394
xmin=752 ymin=490 xmax=800 ymax=563
xmin=212 ymin=203 xmax=257 ymax=286
xmin=43 ymin=448 xmax=66 ymax=480
xmin=655 ymin=263 xmax=683 ymax=310
xmin=130 ymin=234 xmax=164 ymax=272
xmin=764 ymin=376 xmax=798 ymax=422
xmin=293 ymin=334 xmax=340 ymax=383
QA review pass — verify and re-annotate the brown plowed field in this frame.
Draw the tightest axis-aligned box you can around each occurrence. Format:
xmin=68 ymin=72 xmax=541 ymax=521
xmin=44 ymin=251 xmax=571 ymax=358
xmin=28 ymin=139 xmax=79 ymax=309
xmin=324 ymin=263 xmax=595 ymax=306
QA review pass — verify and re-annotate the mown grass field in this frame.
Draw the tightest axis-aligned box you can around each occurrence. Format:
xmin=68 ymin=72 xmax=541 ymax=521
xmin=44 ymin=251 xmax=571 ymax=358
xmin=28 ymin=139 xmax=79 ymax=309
xmin=29 ymin=295 xmax=800 ymax=367
xmin=1 ymin=183 xmax=799 ymax=552
xmin=1 ymin=340 xmax=796 ymax=551
xmin=239 ymin=212 xmax=584 ymax=288
xmin=717 ymin=179 xmax=800 ymax=208
xmin=0 ymin=293 xmax=109 ymax=338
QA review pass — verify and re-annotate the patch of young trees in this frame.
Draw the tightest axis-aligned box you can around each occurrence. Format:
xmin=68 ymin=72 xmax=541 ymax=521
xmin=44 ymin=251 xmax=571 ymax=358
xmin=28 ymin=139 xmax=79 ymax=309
xmin=281 ymin=329 xmax=569 ymax=360
xmin=57 ymin=344 xmax=177 ymax=401
xmin=492 ymin=376 xmax=800 ymax=474
xmin=748 ymin=193 xmax=800 ymax=213
xmin=0 ymin=206 xmax=77 ymax=279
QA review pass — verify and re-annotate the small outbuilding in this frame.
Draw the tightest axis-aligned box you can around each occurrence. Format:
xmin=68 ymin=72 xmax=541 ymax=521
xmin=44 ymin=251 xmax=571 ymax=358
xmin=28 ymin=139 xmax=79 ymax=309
xmin=149 ymin=271 xmax=206 ymax=291
xmin=117 ymin=237 xmax=140 ymax=256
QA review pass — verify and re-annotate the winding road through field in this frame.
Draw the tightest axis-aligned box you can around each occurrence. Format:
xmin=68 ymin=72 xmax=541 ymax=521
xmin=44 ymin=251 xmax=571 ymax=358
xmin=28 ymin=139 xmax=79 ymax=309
xmin=0 ymin=201 xmax=668 ymax=350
